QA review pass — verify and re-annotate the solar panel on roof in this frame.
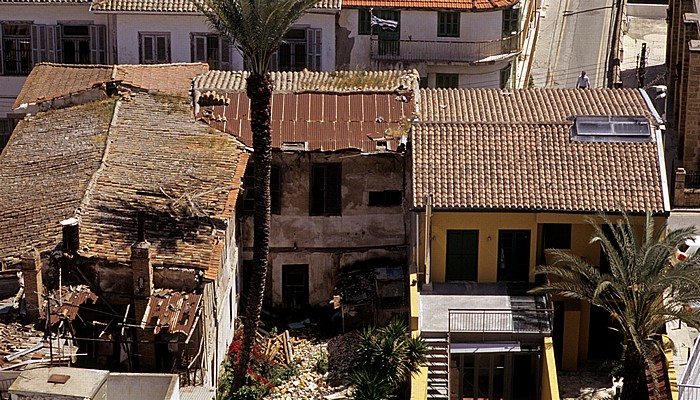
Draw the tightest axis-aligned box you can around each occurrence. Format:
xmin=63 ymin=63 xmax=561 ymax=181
xmin=572 ymin=115 xmax=652 ymax=142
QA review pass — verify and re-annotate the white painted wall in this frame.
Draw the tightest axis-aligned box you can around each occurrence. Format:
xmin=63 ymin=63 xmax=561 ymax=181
xmin=111 ymin=11 xmax=335 ymax=70
xmin=0 ymin=4 xmax=107 ymax=117
xmin=106 ymin=373 xmax=179 ymax=400
xmin=337 ymin=7 xmax=510 ymax=87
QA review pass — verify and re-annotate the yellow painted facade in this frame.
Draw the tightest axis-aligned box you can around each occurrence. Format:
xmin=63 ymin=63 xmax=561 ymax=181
xmin=412 ymin=210 xmax=666 ymax=372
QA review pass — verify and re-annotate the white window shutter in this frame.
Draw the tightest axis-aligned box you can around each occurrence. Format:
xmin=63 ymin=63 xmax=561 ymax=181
xmin=191 ymin=33 xmax=206 ymax=63
xmin=89 ymin=25 xmax=107 ymax=64
xmin=45 ymin=25 xmax=61 ymax=63
xmin=306 ymin=28 xmax=321 ymax=71
xmin=220 ymin=36 xmax=231 ymax=70
xmin=31 ymin=24 xmax=47 ymax=66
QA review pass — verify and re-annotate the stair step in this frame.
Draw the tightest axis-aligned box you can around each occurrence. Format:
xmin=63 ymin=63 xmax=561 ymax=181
xmin=423 ymin=337 xmax=448 ymax=342
xmin=425 ymin=361 xmax=448 ymax=367
xmin=428 ymin=377 xmax=448 ymax=383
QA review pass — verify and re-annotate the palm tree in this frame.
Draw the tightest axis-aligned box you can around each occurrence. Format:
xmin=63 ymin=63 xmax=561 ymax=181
xmin=352 ymin=318 xmax=427 ymax=399
xmin=193 ymin=0 xmax=319 ymax=390
xmin=531 ymin=212 xmax=700 ymax=400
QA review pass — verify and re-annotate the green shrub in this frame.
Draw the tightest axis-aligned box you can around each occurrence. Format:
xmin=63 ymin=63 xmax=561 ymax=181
xmin=314 ymin=351 xmax=329 ymax=374
xmin=350 ymin=367 xmax=395 ymax=400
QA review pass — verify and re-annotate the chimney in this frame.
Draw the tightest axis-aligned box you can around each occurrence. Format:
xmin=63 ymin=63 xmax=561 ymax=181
xmin=131 ymin=214 xmax=153 ymax=321
xmin=60 ymin=217 xmax=80 ymax=255
xmin=21 ymin=250 xmax=43 ymax=322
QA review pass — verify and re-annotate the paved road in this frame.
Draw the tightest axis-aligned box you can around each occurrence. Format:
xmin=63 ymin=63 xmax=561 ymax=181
xmin=531 ymin=0 xmax=614 ymax=88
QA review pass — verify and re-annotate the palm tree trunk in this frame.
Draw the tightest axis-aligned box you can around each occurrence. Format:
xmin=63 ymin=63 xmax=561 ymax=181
xmin=621 ymin=342 xmax=648 ymax=400
xmin=232 ymin=72 xmax=273 ymax=391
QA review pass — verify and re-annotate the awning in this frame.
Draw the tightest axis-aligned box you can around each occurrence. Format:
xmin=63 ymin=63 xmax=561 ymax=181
xmin=450 ymin=342 xmax=521 ymax=354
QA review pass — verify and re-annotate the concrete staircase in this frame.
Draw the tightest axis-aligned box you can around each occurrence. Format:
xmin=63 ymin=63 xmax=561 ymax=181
xmin=424 ymin=335 xmax=449 ymax=400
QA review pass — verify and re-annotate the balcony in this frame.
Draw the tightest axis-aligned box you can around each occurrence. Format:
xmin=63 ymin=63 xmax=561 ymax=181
xmin=680 ymin=333 xmax=700 ymax=400
xmin=418 ymin=282 xmax=552 ymax=335
xmin=370 ymin=32 xmax=522 ymax=64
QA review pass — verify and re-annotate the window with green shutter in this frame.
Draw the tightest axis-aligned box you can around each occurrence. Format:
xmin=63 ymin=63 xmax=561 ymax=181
xmin=437 ymin=11 xmax=460 ymax=37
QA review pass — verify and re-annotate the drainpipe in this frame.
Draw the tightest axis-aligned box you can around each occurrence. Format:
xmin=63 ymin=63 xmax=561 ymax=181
xmin=424 ymin=194 xmax=433 ymax=286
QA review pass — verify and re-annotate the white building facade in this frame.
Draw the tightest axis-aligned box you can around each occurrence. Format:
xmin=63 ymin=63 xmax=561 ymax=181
xmin=0 ymin=0 xmax=339 ymax=148
xmin=337 ymin=0 xmax=537 ymax=89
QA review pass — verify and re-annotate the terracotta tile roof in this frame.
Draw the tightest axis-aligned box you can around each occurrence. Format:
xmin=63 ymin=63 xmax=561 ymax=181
xmin=411 ymin=122 xmax=666 ymax=213
xmin=194 ymin=69 xmax=419 ymax=94
xmin=90 ymin=0 xmax=339 ymax=12
xmin=342 ymin=0 xmax=517 ymax=10
xmin=0 ymin=93 xmax=248 ymax=278
xmin=13 ymin=63 xmax=209 ymax=109
xmin=0 ymin=0 xmax=89 ymax=3
xmin=79 ymin=93 xmax=248 ymax=278
xmin=202 ymin=91 xmax=415 ymax=152
xmin=40 ymin=286 xmax=98 ymax=325
xmin=420 ymin=88 xmax=659 ymax=125
xmin=13 ymin=64 xmax=113 ymax=109
xmin=142 ymin=289 xmax=202 ymax=335
xmin=0 ymin=100 xmax=114 ymax=263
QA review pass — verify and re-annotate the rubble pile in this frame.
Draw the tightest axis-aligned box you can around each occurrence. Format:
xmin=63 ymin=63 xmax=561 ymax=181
xmin=267 ymin=331 xmax=359 ymax=400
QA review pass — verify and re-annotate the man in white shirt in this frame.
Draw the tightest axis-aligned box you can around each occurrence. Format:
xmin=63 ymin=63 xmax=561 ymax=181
xmin=576 ymin=71 xmax=590 ymax=89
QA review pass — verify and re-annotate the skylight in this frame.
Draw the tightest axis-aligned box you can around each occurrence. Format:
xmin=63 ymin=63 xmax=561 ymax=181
xmin=571 ymin=116 xmax=652 ymax=143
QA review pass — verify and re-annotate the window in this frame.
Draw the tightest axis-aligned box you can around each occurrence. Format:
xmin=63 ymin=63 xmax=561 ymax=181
xmin=437 ymin=12 xmax=460 ymax=37
xmin=191 ymin=33 xmax=231 ymax=70
xmin=499 ymin=63 xmax=512 ymax=89
xmin=358 ymin=9 xmax=372 ymax=35
xmin=139 ymin=33 xmax=170 ymax=64
xmin=542 ymin=224 xmax=571 ymax=250
xmin=436 ymin=73 xmax=459 ymax=88
xmin=241 ymin=164 xmax=281 ymax=214
xmin=445 ymin=230 xmax=479 ymax=281
xmin=60 ymin=25 xmax=107 ymax=65
xmin=269 ymin=28 xmax=321 ymax=72
xmin=0 ymin=118 xmax=12 ymax=151
xmin=368 ymin=190 xmax=402 ymax=207
xmin=359 ymin=9 xmax=402 ymax=35
xmin=1 ymin=23 xmax=31 ymax=75
xmin=282 ymin=264 xmax=309 ymax=310
xmin=310 ymin=163 xmax=341 ymax=215
xmin=497 ymin=230 xmax=530 ymax=282
xmin=502 ymin=5 xmax=520 ymax=37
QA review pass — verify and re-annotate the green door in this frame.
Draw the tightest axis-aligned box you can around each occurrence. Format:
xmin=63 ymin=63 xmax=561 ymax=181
xmin=445 ymin=230 xmax=479 ymax=281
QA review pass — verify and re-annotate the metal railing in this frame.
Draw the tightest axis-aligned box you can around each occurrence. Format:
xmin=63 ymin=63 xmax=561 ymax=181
xmin=680 ymin=334 xmax=700 ymax=400
xmin=448 ymin=306 xmax=552 ymax=334
xmin=685 ymin=171 xmax=700 ymax=189
xmin=370 ymin=32 xmax=522 ymax=63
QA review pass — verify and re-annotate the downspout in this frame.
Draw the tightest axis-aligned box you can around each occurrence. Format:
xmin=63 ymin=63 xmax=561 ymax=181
xmin=424 ymin=194 xmax=433 ymax=285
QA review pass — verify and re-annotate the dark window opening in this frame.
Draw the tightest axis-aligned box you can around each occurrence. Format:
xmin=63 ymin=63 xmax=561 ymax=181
xmin=62 ymin=25 xmax=90 ymax=64
xmin=2 ymin=23 xmax=31 ymax=75
xmin=241 ymin=164 xmax=281 ymax=214
xmin=310 ymin=163 xmax=341 ymax=215
xmin=358 ymin=9 xmax=372 ymax=35
xmin=437 ymin=11 xmax=460 ymax=37
xmin=282 ymin=264 xmax=309 ymax=310
xmin=502 ymin=6 xmax=520 ymax=37
xmin=500 ymin=63 xmax=512 ymax=89
xmin=368 ymin=190 xmax=402 ymax=206
xmin=542 ymin=224 xmax=572 ymax=250
xmin=140 ymin=33 xmax=170 ymax=64
xmin=436 ymin=73 xmax=459 ymax=89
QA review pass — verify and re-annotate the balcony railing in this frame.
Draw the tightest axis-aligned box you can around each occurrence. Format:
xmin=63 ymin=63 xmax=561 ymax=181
xmin=370 ymin=32 xmax=522 ymax=63
xmin=448 ymin=305 xmax=552 ymax=334
xmin=680 ymin=333 xmax=700 ymax=400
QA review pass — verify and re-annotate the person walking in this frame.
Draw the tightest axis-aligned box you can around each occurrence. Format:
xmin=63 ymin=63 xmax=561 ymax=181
xmin=576 ymin=71 xmax=591 ymax=89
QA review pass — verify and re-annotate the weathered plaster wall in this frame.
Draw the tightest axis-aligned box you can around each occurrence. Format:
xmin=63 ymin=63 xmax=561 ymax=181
xmin=239 ymin=151 xmax=408 ymax=307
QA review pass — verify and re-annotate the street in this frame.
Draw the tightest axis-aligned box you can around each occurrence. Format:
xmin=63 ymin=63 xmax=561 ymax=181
xmin=531 ymin=0 xmax=614 ymax=88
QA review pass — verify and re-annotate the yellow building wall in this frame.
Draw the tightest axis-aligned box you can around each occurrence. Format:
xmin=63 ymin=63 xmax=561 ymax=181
xmin=541 ymin=337 xmax=560 ymax=400
xmin=414 ymin=211 xmax=666 ymax=370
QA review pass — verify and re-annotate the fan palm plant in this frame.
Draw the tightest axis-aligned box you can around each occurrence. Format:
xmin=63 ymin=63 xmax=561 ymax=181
xmin=531 ymin=212 xmax=700 ymax=400
xmin=193 ymin=0 xmax=319 ymax=391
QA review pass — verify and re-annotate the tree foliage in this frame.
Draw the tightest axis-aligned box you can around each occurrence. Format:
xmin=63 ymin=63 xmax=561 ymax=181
xmin=531 ymin=212 xmax=700 ymax=399
xmin=351 ymin=318 xmax=427 ymax=399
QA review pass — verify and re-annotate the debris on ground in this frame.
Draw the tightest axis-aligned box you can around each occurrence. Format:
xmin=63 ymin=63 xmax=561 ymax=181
xmin=265 ymin=331 xmax=359 ymax=399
